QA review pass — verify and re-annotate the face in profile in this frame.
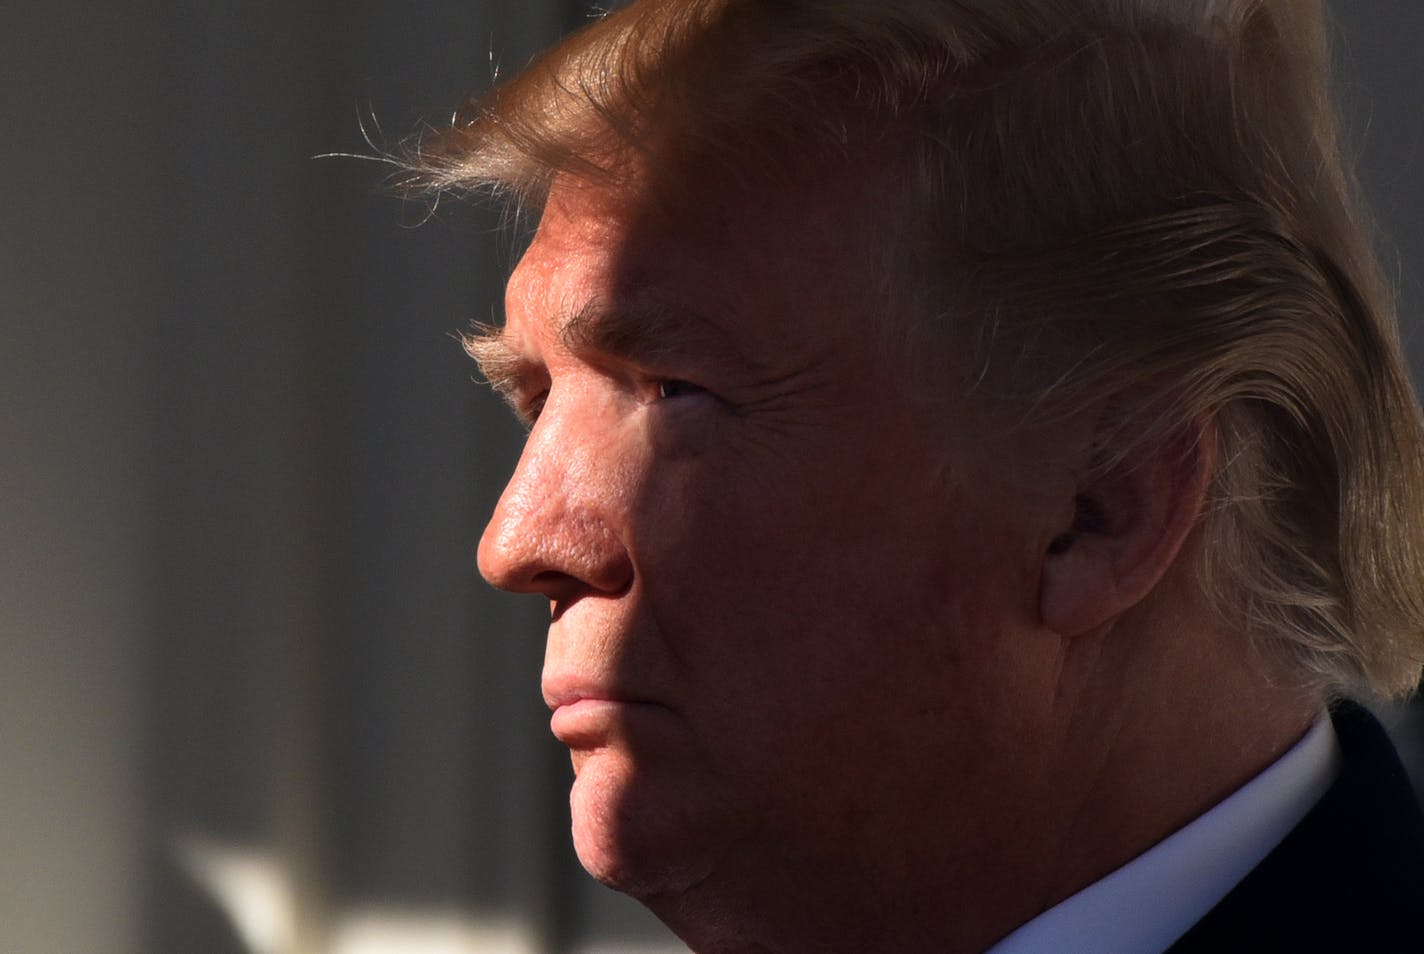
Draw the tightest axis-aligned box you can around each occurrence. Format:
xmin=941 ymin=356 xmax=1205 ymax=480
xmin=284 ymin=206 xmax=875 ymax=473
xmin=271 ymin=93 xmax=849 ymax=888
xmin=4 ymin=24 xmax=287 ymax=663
xmin=476 ymin=169 xmax=1054 ymax=908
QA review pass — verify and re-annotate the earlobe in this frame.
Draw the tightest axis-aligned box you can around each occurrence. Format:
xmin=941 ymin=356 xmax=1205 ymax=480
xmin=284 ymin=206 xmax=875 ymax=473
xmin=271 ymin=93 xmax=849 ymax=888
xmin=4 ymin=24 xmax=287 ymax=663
xmin=1039 ymin=421 xmax=1215 ymax=637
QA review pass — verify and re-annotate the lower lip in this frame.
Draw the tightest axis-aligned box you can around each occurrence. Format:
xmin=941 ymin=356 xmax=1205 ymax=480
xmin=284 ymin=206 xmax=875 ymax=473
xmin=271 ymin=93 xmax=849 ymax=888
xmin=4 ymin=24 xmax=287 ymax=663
xmin=550 ymin=698 xmax=672 ymax=747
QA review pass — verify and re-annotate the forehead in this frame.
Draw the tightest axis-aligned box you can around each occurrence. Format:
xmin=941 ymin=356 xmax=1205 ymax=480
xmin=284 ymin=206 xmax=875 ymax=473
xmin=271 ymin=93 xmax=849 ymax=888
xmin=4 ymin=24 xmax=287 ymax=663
xmin=502 ymin=169 xmax=881 ymax=358
xmin=504 ymin=183 xmax=702 ymax=323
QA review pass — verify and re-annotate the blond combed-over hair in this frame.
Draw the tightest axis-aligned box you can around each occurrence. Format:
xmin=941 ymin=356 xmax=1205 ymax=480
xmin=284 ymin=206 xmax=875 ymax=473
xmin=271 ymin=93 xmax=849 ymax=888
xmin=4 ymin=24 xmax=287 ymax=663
xmin=403 ymin=0 xmax=1424 ymax=700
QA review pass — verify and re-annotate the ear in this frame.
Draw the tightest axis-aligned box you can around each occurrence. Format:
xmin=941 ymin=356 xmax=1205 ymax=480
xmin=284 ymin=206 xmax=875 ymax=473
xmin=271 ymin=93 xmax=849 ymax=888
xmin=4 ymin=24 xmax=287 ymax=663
xmin=1039 ymin=418 xmax=1215 ymax=636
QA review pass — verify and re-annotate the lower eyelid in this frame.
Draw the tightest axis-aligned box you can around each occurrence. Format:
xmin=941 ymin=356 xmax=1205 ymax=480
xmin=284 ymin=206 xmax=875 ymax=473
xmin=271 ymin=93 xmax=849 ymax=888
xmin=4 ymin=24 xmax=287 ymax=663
xmin=658 ymin=380 xmax=707 ymax=400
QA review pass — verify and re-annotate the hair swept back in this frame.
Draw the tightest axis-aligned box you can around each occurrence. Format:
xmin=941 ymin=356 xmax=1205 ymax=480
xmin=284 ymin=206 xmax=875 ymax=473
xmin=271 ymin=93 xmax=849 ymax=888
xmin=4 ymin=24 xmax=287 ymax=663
xmin=401 ymin=0 xmax=1424 ymax=700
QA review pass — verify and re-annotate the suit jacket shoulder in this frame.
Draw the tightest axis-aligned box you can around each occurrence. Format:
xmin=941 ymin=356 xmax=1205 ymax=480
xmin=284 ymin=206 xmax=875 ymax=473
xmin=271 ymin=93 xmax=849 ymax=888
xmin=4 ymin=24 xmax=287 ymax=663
xmin=1168 ymin=701 xmax=1424 ymax=953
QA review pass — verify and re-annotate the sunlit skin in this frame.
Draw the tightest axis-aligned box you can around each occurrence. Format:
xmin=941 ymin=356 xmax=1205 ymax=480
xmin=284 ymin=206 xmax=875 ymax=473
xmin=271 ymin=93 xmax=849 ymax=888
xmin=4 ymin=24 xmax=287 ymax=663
xmin=475 ymin=167 xmax=1320 ymax=954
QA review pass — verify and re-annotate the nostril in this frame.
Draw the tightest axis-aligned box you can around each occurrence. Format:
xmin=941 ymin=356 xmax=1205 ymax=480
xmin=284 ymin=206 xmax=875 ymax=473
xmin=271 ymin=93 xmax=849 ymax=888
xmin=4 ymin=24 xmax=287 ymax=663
xmin=532 ymin=569 xmax=592 ymax=608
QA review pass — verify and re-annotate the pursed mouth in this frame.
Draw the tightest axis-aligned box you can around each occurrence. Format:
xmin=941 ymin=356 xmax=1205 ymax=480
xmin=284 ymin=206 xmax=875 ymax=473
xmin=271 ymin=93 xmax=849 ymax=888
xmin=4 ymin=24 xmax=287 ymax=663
xmin=542 ymin=674 xmax=656 ymax=712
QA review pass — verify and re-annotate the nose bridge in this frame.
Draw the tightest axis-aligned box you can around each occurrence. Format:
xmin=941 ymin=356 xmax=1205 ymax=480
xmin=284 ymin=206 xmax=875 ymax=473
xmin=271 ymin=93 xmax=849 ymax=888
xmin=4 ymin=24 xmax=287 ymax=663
xmin=478 ymin=392 xmax=632 ymax=595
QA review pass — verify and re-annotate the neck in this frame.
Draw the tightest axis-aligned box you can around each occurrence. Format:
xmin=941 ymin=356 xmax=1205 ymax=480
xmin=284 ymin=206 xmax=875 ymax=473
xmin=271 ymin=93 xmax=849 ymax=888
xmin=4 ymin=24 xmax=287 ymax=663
xmin=1026 ymin=583 xmax=1321 ymax=920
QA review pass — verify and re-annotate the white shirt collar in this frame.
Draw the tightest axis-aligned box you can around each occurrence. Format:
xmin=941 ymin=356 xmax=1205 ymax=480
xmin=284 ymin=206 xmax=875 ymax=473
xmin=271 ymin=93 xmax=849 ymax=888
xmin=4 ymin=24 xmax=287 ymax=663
xmin=985 ymin=712 xmax=1341 ymax=954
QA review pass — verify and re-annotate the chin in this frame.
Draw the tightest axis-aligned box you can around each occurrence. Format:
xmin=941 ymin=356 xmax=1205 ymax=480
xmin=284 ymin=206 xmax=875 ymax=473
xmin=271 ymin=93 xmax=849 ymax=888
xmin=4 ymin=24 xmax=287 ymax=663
xmin=567 ymin=749 xmax=723 ymax=899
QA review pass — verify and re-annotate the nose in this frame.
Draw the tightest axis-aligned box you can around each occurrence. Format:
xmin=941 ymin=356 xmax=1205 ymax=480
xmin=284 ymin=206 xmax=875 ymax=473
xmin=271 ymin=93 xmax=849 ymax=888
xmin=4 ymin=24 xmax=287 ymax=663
xmin=477 ymin=401 xmax=635 ymax=602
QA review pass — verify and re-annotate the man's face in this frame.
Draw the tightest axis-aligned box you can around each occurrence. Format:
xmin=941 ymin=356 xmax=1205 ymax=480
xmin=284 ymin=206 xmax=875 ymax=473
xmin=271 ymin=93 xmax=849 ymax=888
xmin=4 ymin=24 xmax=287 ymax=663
xmin=478 ymin=170 xmax=1056 ymax=907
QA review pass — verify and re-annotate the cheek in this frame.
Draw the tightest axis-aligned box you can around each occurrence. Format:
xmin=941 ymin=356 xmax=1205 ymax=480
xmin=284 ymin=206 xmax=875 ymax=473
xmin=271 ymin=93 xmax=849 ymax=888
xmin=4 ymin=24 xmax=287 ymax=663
xmin=623 ymin=392 xmax=1048 ymax=699
xmin=609 ymin=427 xmax=1052 ymax=860
xmin=636 ymin=447 xmax=1025 ymax=697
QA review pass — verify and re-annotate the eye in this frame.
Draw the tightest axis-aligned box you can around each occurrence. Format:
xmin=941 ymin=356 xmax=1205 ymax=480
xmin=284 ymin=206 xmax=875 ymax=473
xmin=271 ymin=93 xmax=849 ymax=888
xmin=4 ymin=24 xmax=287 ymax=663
xmin=517 ymin=390 xmax=548 ymax=427
xmin=657 ymin=379 xmax=706 ymax=400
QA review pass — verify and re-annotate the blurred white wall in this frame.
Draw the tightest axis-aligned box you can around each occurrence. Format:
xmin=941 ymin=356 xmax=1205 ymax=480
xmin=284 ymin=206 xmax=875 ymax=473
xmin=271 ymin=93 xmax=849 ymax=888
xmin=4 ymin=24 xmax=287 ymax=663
xmin=2 ymin=2 xmax=162 ymax=950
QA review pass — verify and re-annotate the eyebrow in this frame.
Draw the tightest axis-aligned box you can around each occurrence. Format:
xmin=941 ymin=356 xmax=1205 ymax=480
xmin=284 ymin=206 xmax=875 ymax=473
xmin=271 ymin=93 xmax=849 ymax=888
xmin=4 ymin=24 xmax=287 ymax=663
xmin=464 ymin=299 xmax=750 ymax=401
xmin=559 ymin=300 xmax=748 ymax=369
xmin=462 ymin=322 xmax=534 ymax=406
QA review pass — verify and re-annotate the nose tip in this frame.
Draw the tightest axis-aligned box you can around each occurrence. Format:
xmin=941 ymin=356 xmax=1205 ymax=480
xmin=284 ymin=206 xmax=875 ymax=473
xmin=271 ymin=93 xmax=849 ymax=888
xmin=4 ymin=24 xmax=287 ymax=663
xmin=477 ymin=467 xmax=633 ymax=601
xmin=475 ymin=515 xmax=525 ymax=593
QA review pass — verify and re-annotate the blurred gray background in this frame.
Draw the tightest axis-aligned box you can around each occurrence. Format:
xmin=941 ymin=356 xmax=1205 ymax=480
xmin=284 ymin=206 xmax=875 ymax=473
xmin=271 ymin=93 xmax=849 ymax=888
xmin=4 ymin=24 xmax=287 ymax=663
xmin=2 ymin=3 xmax=1421 ymax=953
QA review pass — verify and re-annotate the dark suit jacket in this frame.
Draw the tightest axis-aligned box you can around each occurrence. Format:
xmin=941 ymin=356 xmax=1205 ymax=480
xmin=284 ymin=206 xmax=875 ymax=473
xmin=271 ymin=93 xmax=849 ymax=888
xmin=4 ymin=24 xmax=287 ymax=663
xmin=1168 ymin=701 xmax=1424 ymax=952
